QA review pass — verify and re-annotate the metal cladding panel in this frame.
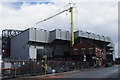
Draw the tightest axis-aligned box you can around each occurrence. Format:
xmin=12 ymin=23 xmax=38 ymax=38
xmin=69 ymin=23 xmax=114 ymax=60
xmin=100 ymin=36 xmax=105 ymax=41
xmin=50 ymin=29 xmax=71 ymax=41
xmin=105 ymin=37 xmax=109 ymax=42
xmin=54 ymin=50 xmax=64 ymax=56
xmin=82 ymin=31 xmax=89 ymax=38
xmin=56 ymin=29 xmax=61 ymax=39
xmin=11 ymin=30 xmax=29 ymax=60
xmin=109 ymin=48 xmax=114 ymax=51
xmin=107 ymin=43 xmax=112 ymax=47
xmin=79 ymin=31 xmax=83 ymax=37
xmin=61 ymin=30 xmax=66 ymax=40
xmin=54 ymin=46 xmax=64 ymax=56
xmin=63 ymin=46 xmax=70 ymax=51
xmin=74 ymin=30 xmax=82 ymax=39
xmin=108 ymin=38 xmax=111 ymax=42
xmin=107 ymin=42 xmax=114 ymax=47
xmin=29 ymin=46 xmax=37 ymax=59
xmin=89 ymin=33 xmax=95 ymax=39
xmin=45 ymin=31 xmax=50 ymax=43
xmin=49 ymin=31 xmax=56 ymax=42
xmin=66 ymin=31 xmax=71 ymax=41
xmin=36 ymin=46 xmax=44 ymax=49
xmin=36 ymin=29 xmax=45 ymax=43
xmin=74 ymin=31 xmax=79 ymax=39
xmin=94 ymin=34 xmax=100 ymax=40
xmin=29 ymin=28 xmax=36 ymax=41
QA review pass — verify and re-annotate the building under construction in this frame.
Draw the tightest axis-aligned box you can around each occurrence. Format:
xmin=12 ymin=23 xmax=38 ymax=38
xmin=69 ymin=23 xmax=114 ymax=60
xmin=1 ymin=4 xmax=115 ymax=67
xmin=0 ymin=4 xmax=116 ymax=79
xmin=2 ymin=27 xmax=115 ymax=67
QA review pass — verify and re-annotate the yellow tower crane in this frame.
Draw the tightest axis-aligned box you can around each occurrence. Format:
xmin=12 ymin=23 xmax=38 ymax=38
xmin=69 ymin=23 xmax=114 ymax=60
xmin=36 ymin=3 xmax=75 ymax=46
xmin=36 ymin=3 xmax=75 ymax=74
xmin=70 ymin=7 xmax=74 ymax=46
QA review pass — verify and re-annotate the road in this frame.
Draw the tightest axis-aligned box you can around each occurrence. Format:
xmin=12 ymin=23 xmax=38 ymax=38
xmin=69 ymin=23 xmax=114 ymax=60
xmin=44 ymin=65 xmax=119 ymax=80
xmin=8 ymin=65 xmax=120 ymax=80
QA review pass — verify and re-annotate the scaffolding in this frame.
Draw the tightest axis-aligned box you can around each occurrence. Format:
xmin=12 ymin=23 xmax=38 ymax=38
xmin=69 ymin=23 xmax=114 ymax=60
xmin=2 ymin=29 xmax=23 ymax=58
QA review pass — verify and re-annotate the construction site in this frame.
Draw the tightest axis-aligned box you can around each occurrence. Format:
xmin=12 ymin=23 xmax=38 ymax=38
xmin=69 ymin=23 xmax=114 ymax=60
xmin=0 ymin=3 xmax=115 ymax=79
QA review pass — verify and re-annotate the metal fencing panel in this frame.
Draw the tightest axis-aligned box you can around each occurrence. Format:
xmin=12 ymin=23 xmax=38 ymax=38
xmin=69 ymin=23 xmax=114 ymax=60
xmin=1 ymin=61 xmax=81 ymax=79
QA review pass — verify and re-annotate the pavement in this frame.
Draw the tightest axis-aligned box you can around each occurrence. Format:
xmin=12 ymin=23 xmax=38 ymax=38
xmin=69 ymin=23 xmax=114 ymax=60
xmin=43 ymin=65 xmax=119 ymax=78
xmin=5 ymin=65 xmax=120 ymax=80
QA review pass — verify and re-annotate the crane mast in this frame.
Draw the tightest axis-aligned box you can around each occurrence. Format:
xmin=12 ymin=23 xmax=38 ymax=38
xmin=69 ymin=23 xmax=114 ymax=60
xmin=70 ymin=7 xmax=74 ymax=46
xmin=36 ymin=4 xmax=75 ymax=46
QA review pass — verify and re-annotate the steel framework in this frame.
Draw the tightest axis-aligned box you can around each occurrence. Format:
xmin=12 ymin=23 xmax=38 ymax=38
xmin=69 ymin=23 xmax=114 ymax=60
xmin=2 ymin=29 xmax=23 ymax=58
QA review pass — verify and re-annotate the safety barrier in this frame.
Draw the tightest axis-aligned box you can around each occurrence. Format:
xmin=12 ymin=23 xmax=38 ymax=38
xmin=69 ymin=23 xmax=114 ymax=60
xmin=1 ymin=61 xmax=81 ymax=79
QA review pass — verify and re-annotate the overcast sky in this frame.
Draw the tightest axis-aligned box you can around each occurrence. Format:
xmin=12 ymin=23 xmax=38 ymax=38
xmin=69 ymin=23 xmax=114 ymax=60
xmin=0 ymin=0 xmax=119 ymax=58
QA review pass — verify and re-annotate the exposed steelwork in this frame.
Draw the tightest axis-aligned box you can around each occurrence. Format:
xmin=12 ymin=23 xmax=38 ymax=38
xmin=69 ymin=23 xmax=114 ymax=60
xmin=2 ymin=29 xmax=23 ymax=58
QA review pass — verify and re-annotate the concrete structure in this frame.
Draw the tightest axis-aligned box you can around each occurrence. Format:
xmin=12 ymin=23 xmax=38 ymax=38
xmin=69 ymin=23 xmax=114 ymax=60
xmin=9 ymin=28 xmax=114 ymax=63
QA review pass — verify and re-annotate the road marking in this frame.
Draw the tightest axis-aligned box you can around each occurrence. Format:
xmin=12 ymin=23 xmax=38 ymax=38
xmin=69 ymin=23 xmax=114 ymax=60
xmin=61 ymin=73 xmax=82 ymax=78
xmin=45 ymin=73 xmax=82 ymax=78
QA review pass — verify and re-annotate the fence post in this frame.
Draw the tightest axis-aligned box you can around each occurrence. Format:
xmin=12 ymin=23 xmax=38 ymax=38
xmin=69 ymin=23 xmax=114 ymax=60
xmin=0 ymin=61 xmax=3 ymax=79
xmin=30 ymin=60 xmax=32 ymax=76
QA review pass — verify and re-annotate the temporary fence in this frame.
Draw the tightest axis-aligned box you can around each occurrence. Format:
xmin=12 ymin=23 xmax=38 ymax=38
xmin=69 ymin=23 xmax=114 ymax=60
xmin=1 ymin=61 xmax=81 ymax=79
